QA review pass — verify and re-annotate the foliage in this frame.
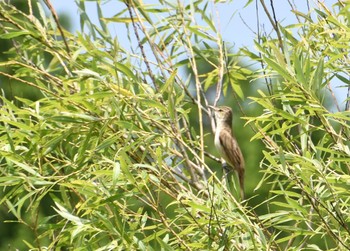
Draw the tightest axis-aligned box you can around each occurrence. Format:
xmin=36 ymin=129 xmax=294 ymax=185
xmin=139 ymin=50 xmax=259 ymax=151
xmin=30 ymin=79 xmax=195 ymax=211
xmin=244 ymin=1 xmax=350 ymax=249
xmin=0 ymin=0 xmax=349 ymax=250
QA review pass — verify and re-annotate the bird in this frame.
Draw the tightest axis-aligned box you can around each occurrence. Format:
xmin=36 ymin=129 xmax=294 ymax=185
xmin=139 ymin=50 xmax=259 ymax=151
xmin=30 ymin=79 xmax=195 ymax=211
xmin=209 ymin=105 xmax=245 ymax=199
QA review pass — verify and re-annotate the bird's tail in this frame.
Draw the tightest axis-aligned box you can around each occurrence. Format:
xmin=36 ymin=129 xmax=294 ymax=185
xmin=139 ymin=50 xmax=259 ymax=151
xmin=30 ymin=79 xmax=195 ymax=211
xmin=238 ymin=168 xmax=245 ymax=200
xmin=225 ymin=167 xmax=244 ymax=200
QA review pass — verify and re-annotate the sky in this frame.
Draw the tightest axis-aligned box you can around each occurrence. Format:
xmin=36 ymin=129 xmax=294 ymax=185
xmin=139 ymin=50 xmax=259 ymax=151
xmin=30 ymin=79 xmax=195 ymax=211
xmin=49 ymin=0 xmax=345 ymax=109
xmin=50 ymin=0 xmax=338 ymax=49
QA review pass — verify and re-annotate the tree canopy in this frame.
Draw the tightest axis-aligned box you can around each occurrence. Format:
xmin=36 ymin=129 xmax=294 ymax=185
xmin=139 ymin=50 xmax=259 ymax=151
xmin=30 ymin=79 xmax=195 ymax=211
xmin=0 ymin=0 xmax=349 ymax=250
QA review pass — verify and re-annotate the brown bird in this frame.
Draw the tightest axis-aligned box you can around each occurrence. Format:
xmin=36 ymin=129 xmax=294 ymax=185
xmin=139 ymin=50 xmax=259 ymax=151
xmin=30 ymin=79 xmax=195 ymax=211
xmin=209 ymin=105 xmax=245 ymax=199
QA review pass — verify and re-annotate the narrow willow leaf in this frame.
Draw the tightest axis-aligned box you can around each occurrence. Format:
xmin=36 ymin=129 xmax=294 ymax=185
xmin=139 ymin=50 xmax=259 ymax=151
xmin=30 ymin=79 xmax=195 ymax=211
xmin=119 ymin=152 xmax=135 ymax=184
xmin=138 ymin=98 xmax=166 ymax=112
xmin=133 ymin=0 xmax=152 ymax=24
xmin=156 ymin=235 xmax=173 ymax=251
xmin=263 ymin=151 xmax=279 ymax=168
xmin=102 ymin=17 xmax=143 ymax=23
xmin=335 ymin=73 xmax=350 ymax=85
xmin=280 ymin=26 xmax=298 ymax=45
xmin=264 ymin=57 xmax=294 ymax=82
xmin=230 ymin=79 xmax=244 ymax=100
xmin=294 ymin=53 xmax=307 ymax=85
xmin=311 ymin=58 xmax=324 ymax=89
xmin=115 ymin=62 xmax=137 ymax=80
xmin=143 ymin=228 xmax=168 ymax=242
xmin=187 ymin=26 xmax=214 ymax=41
xmin=43 ymin=132 xmax=68 ymax=155
xmin=110 ymin=84 xmax=134 ymax=97
xmin=0 ymin=176 xmax=23 ymax=185
xmin=112 ymin=161 xmax=121 ymax=187
xmin=115 ymin=120 xmax=139 ymax=131
xmin=54 ymin=202 xmax=86 ymax=225
xmin=184 ymin=201 xmax=211 ymax=213
xmin=95 ymin=135 xmax=117 ymax=152
xmin=96 ymin=2 xmax=107 ymax=33
xmin=201 ymin=11 xmax=217 ymax=33
xmin=14 ymin=190 xmax=37 ymax=215
xmin=292 ymin=10 xmax=313 ymax=22
xmin=2 ymin=120 xmax=34 ymax=132
xmin=49 ymin=116 xmax=86 ymax=123
xmin=160 ymin=69 xmax=177 ymax=93
xmin=0 ymin=30 xmax=31 ymax=39
xmin=7 ymin=158 xmax=40 ymax=177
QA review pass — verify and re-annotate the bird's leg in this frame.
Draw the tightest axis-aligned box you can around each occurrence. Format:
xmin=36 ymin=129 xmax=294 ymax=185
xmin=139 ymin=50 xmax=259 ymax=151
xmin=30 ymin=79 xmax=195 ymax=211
xmin=222 ymin=160 xmax=229 ymax=184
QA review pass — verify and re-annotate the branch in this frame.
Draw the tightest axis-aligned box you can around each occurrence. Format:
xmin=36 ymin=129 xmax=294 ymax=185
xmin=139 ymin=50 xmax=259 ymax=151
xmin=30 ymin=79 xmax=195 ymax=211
xmin=43 ymin=0 xmax=70 ymax=55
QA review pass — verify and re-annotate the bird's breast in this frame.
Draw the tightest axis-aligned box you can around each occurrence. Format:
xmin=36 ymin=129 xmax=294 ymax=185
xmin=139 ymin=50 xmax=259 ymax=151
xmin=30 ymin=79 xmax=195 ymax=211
xmin=214 ymin=125 xmax=226 ymax=159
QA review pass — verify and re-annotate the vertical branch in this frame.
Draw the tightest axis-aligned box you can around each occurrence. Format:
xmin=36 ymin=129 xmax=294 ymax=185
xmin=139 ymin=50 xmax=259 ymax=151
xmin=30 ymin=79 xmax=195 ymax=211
xmin=259 ymin=0 xmax=283 ymax=52
xmin=194 ymin=59 xmax=205 ymax=173
xmin=346 ymin=82 xmax=350 ymax=111
xmin=43 ymin=0 xmax=70 ymax=55
xmin=255 ymin=0 xmax=273 ymax=96
xmin=125 ymin=1 xmax=157 ymax=90
xmin=176 ymin=0 xmax=205 ymax=175
xmin=213 ymin=33 xmax=224 ymax=106
xmin=326 ymin=81 xmax=341 ymax=112
xmin=209 ymin=39 xmax=224 ymax=133
xmin=211 ymin=5 xmax=225 ymax=133
xmin=126 ymin=1 xmax=207 ymax=183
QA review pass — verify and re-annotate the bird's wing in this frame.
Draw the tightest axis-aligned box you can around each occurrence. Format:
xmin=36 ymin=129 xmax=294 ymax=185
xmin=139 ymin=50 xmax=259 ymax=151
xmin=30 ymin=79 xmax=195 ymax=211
xmin=219 ymin=129 xmax=244 ymax=171
xmin=219 ymin=128 xmax=245 ymax=199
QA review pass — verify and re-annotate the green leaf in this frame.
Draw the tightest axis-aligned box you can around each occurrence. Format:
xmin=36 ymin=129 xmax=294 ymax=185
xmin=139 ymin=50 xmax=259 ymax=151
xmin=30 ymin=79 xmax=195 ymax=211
xmin=187 ymin=26 xmax=214 ymax=41
xmin=6 ymin=158 xmax=41 ymax=177
xmin=73 ymin=69 xmax=101 ymax=78
xmin=95 ymin=135 xmax=117 ymax=152
xmin=54 ymin=202 xmax=86 ymax=225
xmin=264 ymin=57 xmax=294 ymax=82
xmin=50 ymin=113 xmax=99 ymax=123
xmin=311 ymin=58 xmax=324 ymax=89
xmin=293 ymin=53 xmax=307 ymax=85
xmin=115 ymin=62 xmax=137 ymax=80
xmin=229 ymin=79 xmax=244 ymax=100
xmin=118 ymin=152 xmax=135 ymax=184
xmin=0 ymin=30 xmax=31 ymax=39
xmin=115 ymin=120 xmax=139 ymax=131
xmin=102 ymin=17 xmax=141 ymax=23
xmin=138 ymin=98 xmax=167 ymax=112
xmin=160 ymin=70 xmax=177 ymax=93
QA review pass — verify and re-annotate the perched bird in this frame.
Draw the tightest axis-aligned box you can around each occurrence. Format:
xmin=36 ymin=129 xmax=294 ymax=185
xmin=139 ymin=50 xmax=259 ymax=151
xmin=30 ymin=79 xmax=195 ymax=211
xmin=209 ymin=105 xmax=245 ymax=199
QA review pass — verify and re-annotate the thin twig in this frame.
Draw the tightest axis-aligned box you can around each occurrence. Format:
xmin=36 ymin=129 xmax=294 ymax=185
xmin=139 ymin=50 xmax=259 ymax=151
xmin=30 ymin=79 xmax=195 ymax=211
xmin=345 ymin=81 xmax=350 ymax=111
xmin=43 ymin=0 xmax=70 ymax=54
xmin=125 ymin=1 xmax=157 ymax=90
xmin=259 ymin=0 xmax=283 ymax=52
xmin=176 ymin=0 xmax=206 ymax=178
xmin=326 ymin=80 xmax=341 ymax=112
xmin=0 ymin=71 xmax=58 ymax=97
xmin=255 ymin=0 xmax=273 ymax=96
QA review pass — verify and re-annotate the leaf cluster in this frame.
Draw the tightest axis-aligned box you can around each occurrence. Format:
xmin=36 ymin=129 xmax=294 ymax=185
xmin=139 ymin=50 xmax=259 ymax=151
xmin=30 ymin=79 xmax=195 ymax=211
xmin=0 ymin=0 xmax=269 ymax=250
xmin=1 ymin=0 xmax=350 ymax=250
xmin=244 ymin=1 xmax=350 ymax=249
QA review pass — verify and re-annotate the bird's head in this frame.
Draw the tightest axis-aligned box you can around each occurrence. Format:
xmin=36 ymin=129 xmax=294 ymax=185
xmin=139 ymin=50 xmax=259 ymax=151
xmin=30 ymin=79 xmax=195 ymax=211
xmin=209 ymin=106 xmax=233 ymax=123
